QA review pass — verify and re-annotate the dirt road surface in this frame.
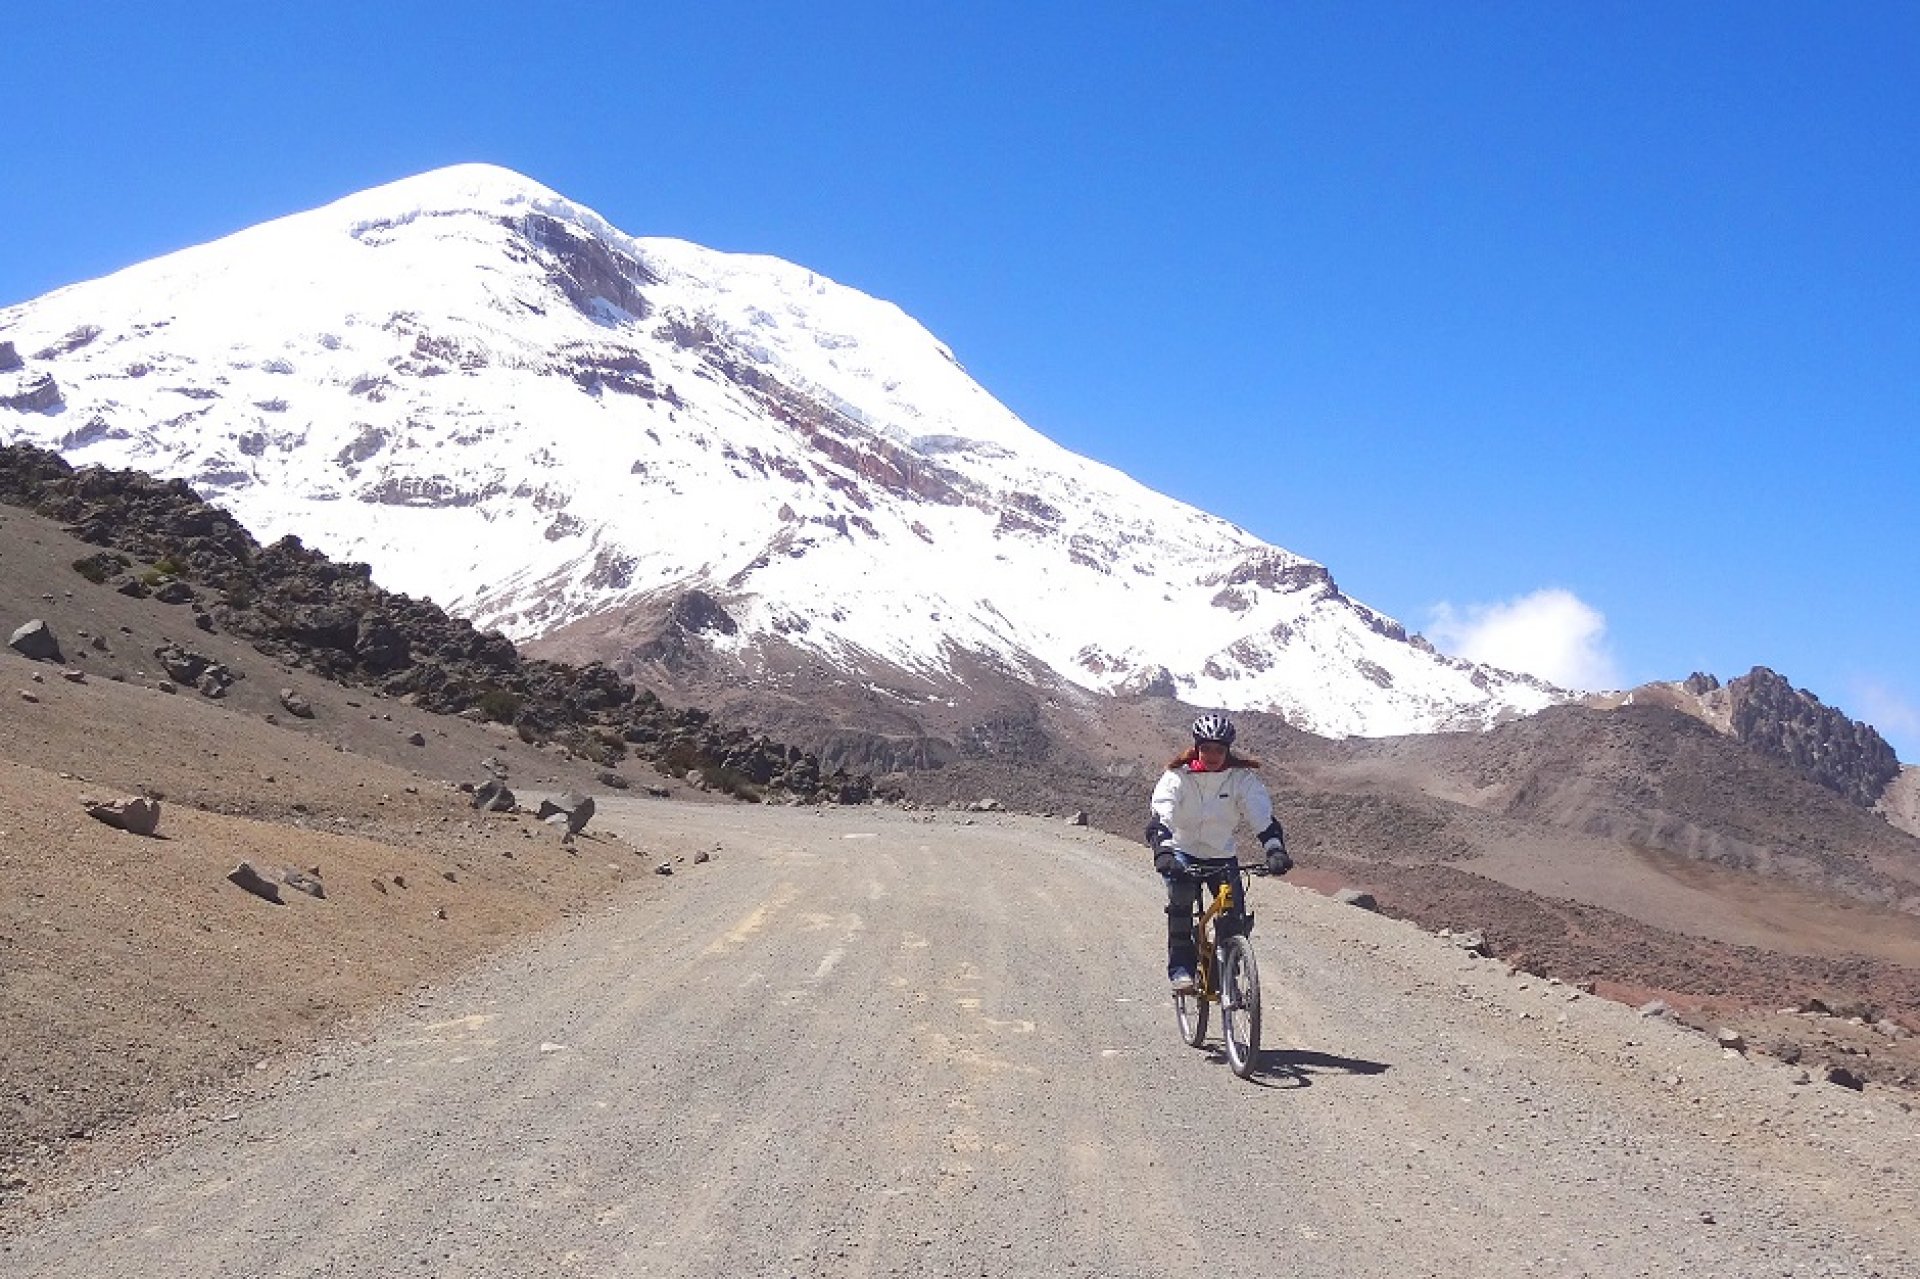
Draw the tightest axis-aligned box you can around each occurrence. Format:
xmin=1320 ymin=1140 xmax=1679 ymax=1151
xmin=6 ymin=804 xmax=1917 ymax=1278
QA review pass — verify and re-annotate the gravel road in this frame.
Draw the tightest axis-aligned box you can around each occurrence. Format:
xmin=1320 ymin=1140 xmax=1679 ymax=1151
xmin=6 ymin=803 xmax=1917 ymax=1278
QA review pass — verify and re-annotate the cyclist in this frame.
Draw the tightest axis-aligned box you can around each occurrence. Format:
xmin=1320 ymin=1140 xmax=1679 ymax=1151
xmin=1144 ymin=712 xmax=1292 ymax=994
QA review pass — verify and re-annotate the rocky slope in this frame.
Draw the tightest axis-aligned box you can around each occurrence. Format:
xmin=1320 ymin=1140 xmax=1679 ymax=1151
xmin=1590 ymin=670 xmax=1902 ymax=811
xmin=0 ymin=443 xmax=863 ymax=804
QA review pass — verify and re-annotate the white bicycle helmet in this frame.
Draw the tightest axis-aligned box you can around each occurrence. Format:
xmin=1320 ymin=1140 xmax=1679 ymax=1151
xmin=1191 ymin=712 xmax=1236 ymax=745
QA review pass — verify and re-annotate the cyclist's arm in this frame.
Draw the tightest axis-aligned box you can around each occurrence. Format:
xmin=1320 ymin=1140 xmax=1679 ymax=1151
xmin=1235 ymin=769 xmax=1275 ymax=833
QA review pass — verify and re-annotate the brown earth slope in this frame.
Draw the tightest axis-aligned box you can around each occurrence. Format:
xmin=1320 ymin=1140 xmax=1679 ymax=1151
xmin=0 ymin=503 xmax=726 ymax=1217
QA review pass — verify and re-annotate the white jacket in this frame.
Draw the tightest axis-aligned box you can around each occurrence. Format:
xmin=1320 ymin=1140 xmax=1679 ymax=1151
xmin=1151 ymin=764 xmax=1275 ymax=862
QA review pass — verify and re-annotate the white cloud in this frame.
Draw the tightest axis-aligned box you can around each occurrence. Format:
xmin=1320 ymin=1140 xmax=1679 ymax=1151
xmin=1426 ymin=588 xmax=1621 ymax=692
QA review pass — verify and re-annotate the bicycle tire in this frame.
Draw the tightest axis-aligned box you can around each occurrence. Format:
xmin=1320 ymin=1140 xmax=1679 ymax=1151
xmin=1175 ymin=899 xmax=1210 ymax=1047
xmin=1219 ymin=934 xmax=1262 ymax=1078
xmin=1174 ymin=986 xmax=1209 ymax=1047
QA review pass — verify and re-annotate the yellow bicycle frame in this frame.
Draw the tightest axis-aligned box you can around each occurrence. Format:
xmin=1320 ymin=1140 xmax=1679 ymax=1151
xmin=1192 ymin=876 xmax=1236 ymax=1002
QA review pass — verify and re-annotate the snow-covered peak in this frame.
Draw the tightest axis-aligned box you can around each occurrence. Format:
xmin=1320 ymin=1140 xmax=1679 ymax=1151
xmin=0 ymin=167 xmax=1566 ymax=740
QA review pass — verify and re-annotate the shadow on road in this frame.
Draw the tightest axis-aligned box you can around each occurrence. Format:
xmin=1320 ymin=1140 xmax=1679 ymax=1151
xmin=1224 ymin=1048 xmax=1391 ymax=1089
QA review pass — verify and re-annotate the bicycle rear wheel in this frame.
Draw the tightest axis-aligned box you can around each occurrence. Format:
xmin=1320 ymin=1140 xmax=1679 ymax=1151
xmin=1219 ymin=935 xmax=1262 ymax=1078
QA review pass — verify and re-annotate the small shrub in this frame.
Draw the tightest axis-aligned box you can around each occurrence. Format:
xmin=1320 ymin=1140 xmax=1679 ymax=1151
xmin=71 ymin=551 xmax=129 ymax=584
xmin=476 ymin=688 xmax=522 ymax=723
xmin=711 ymin=768 xmax=762 ymax=802
xmin=657 ymin=740 xmax=703 ymax=776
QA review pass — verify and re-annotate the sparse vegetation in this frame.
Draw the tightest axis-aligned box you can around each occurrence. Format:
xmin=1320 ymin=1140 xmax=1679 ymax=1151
xmin=70 ymin=551 xmax=129 ymax=584
xmin=477 ymin=687 xmax=523 ymax=724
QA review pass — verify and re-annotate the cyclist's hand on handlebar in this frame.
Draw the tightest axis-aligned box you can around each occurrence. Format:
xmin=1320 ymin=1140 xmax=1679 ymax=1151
xmin=1263 ymin=838 xmax=1293 ymax=876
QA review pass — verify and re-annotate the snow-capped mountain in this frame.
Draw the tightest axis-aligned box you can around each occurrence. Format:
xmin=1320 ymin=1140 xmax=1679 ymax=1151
xmin=0 ymin=164 xmax=1565 ymax=739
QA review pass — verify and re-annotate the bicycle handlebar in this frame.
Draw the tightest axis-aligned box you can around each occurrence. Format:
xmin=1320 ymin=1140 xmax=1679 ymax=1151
xmin=1169 ymin=852 xmax=1245 ymax=881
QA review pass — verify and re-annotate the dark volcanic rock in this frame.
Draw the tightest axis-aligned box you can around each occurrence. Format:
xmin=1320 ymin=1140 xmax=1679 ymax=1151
xmin=1726 ymin=666 xmax=1900 ymax=807
xmin=628 ymin=589 xmax=739 ymax=673
xmin=0 ymin=443 xmax=857 ymax=806
xmin=1 ymin=373 xmax=62 ymax=413
xmin=8 ymin=619 xmax=63 ymax=662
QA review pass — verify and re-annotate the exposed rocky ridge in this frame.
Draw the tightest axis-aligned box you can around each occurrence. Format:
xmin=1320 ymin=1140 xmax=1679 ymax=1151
xmin=0 ymin=443 xmax=869 ymax=803
xmin=1725 ymin=666 xmax=1901 ymax=806
xmin=1589 ymin=669 xmax=1901 ymax=809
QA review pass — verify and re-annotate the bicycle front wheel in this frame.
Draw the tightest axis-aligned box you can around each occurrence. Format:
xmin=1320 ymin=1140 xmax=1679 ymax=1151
xmin=1174 ymin=985 xmax=1209 ymax=1047
xmin=1218 ymin=935 xmax=1262 ymax=1078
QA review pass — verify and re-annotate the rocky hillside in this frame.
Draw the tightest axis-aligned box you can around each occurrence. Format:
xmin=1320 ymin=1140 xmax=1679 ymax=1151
xmin=0 ymin=443 xmax=868 ymax=805
xmin=1594 ymin=669 xmax=1901 ymax=809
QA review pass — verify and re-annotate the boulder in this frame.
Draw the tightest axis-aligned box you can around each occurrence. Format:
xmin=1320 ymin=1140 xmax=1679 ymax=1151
xmin=1825 ymin=1065 xmax=1866 ymax=1091
xmin=471 ymin=780 xmax=515 ymax=811
xmin=1444 ymin=929 xmax=1488 ymax=955
xmin=278 ymin=688 xmax=316 ymax=718
xmin=282 ymin=868 xmax=326 ymax=899
xmin=82 ymin=793 xmax=161 ymax=836
xmin=8 ymin=619 xmax=62 ymax=662
xmin=154 ymin=643 xmax=217 ymax=686
xmin=1334 ymin=888 xmax=1379 ymax=912
xmin=536 ymin=792 xmax=596 ymax=835
xmin=227 ymin=861 xmax=285 ymax=904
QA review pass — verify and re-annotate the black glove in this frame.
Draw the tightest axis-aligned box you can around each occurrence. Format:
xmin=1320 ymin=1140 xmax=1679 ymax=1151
xmin=1263 ymin=838 xmax=1292 ymax=876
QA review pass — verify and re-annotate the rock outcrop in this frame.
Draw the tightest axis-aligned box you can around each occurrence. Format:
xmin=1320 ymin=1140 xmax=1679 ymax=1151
xmin=1726 ymin=666 xmax=1900 ymax=807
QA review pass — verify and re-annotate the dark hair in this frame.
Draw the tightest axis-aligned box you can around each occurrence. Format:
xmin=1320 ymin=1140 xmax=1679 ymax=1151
xmin=1169 ymin=745 xmax=1261 ymax=771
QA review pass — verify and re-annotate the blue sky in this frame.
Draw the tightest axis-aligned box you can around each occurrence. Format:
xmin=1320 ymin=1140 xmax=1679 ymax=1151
xmin=3 ymin=4 xmax=1916 ymax=760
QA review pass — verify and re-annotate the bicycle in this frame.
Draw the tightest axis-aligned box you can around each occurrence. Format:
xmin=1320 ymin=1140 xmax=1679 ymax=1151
xmin=1169 ymin=852 xmax=1262 ymax=1078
